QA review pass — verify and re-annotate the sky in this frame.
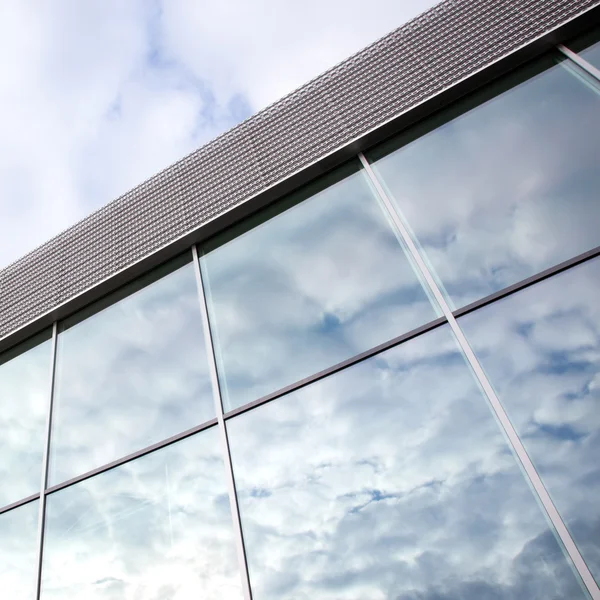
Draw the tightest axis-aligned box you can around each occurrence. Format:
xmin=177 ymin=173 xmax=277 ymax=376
xmin=0 ymin=0 xmax=439 ymax=270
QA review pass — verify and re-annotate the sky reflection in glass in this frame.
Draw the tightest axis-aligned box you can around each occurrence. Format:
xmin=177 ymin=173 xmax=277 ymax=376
xmin=41 ymin=427 xmax=243 ymax=600
xmin=0 ymin=334 xmax=51 ymax=507
xmin=460 ymin=258 xmax=600 ymax=586
xmin=50 ymin=259 xmax=214 ymax=486
xmin=0 ymin=500 xmax=39 ymax=600
xmin=370 ymin=55 xmax=600 ymax=309
xmin=227 ymin=325 xmax=588 ymax=600
xmin=202 ymin=165 xmax=439 ymax=411
xmin=581 ymin=40 xmax=600 ymax=69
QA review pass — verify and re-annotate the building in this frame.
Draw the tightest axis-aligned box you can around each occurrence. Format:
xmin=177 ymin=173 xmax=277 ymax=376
xmin=1 ymin=0 xmax=600 ymax=597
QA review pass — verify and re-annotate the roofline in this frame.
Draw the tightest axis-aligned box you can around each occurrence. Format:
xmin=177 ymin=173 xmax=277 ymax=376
xmin=1 ymin=2 xmax=599 ymax=356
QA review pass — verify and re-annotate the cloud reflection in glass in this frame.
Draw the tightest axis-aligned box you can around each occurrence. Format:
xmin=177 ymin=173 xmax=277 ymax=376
xmin=370 ymin=55 xmax=600 ymax=309
xmin=202 ymin=165 xmax=440 ymax=411
xmin=460 ymin=257 xmax=600 ymax=585
xmin=0 ymin=334 xmax=51 ymax=507
xmin=0 ymin=500 xmax=39 ymax=600
xmin=581 ymin=39 xmax=600 ymax=69
xmin=41 ymin=427 xmax=243 ymax=600
xmin=227 ymin=325 xmax=588 ymax=599
xmin=49 ymin=259 xmax=215 ymax=486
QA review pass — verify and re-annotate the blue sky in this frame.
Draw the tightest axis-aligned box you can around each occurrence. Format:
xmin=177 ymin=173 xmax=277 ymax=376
xmin=0 ymin=0 xmax=438 ymax=269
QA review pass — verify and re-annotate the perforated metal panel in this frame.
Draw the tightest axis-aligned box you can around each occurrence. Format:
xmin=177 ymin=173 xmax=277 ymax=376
xmin=0 ymin=0 xmax=597 ymax=340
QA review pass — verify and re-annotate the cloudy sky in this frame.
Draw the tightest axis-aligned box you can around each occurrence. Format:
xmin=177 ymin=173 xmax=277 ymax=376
xmin=0 ymin=0 xmax=438 ymax=270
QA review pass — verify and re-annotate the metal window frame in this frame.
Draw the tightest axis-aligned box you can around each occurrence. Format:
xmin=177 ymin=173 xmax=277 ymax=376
xmin=44 ymin=419 xmax=219 ymax=495
xmin=0 ymin=493 xmax=40 ymax=517
xmin=454 ymin=244 xmax=600 ymax=318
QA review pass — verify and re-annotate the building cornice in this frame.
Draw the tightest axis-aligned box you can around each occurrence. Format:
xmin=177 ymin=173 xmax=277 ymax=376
xmin=1 ymin=0 xmax=599 ymax=354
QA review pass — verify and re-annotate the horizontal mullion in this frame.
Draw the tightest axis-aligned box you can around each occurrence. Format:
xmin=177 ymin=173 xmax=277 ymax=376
xmin=453 ymin=245 xmax=600 ymax=318
xmin=45 ymin=417 xmax=218 ymax=496
xmin=224 ymin=316 xmax=448 ymax=421
xmin=0 ymin=493 xmax=40 ymax=516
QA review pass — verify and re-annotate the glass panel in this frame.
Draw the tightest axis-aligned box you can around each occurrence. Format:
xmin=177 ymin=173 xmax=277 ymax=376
xmin=227 ymin=325 xmax=589 ymax=599
xmin=0 ymin=333 xmax=51 ymax=507
xmin=581 ymin=41 xmax=600 ymax=69
xmin=567 ymin=27 xmax=600 ymax=69
xmin=0 ymin=500 xmax=39 ymax=600
xmin=369 ymin=54 xmax=600 ymax=309
xmin=202 ymin=164 xmax=439 ymax=411
xmin=41 ymin=427 xmax=243 ymax=599
xmin=50 ymin=257 xmax=214 ymax=486
xmin=460 ymin=257 xmax=600 ymax=585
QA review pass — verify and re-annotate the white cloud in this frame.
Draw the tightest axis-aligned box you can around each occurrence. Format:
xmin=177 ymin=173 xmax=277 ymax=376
xmin=158 ymin=0 xmax=438 ymax=110
xmin=0 ymin=0 xmax=438 ymax=269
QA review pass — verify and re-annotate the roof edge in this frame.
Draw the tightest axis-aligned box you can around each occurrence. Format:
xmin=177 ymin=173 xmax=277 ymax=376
xmin=1 ymin=1 xmax=599 ymax=355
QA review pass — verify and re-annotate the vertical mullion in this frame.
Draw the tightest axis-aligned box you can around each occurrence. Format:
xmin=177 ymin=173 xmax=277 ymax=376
xmin=191 ymin=245 xmax=253 ymax=600
xmin=34 ymin=322 xmax=58 ymax=600
xmin=358 ymin=151 xmax=600 ymax=599
xmin=558 ymin=44 xmax=600 ymax=83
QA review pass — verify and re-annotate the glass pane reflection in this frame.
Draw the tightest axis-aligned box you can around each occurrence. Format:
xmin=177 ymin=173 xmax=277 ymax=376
xmin=202 ymin=165 xmax=439 ymax=411
xmin=460 ymin=257 xmax=600 ymax=585
xmin=0 ymin=500 xmax=39 ymax=600
xmin=41 ymin=427 xmax=243 ymax=600
xmin=581 ymin=41 xmax=600 ymax=69
xmin=227 ymin=326 xmax=588 ymax=599
xmin=370 ymin=55 xmax=600 ymax=309
xmin=50 ymin=259 xmax=215 ymax=486
xmin=0 ymin=333 xmax=51 ymax=507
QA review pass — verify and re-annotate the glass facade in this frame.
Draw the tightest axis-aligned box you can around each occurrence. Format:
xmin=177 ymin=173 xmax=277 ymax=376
xmin=1 ymin=43 xmax=599 ymax=599
xmin=0 ymin=500 xmax=39 ymax=600
xmin=227 ymin=325 xmax=587 ymax=599
xmin=581 ymin=40 xmax=600 ymax=68
xmin=460 ymin=258 xmax=600 ymax=585
xmin=369 ymin=55 xmax=600 ymax=309
xmin=201 ymin=164 xmax=439 ymax=411
xmin=0 ymin=333 xmax=52 ymax=507
xmin=50 ymin=257 xmax=215 ymax=485
xmin=41 ymin=428 xmax=242 ymax=600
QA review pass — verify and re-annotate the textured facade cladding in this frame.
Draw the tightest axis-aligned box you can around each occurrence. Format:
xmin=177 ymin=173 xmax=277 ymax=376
xmin=0 ymin=0 xmax=597 ymax=340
